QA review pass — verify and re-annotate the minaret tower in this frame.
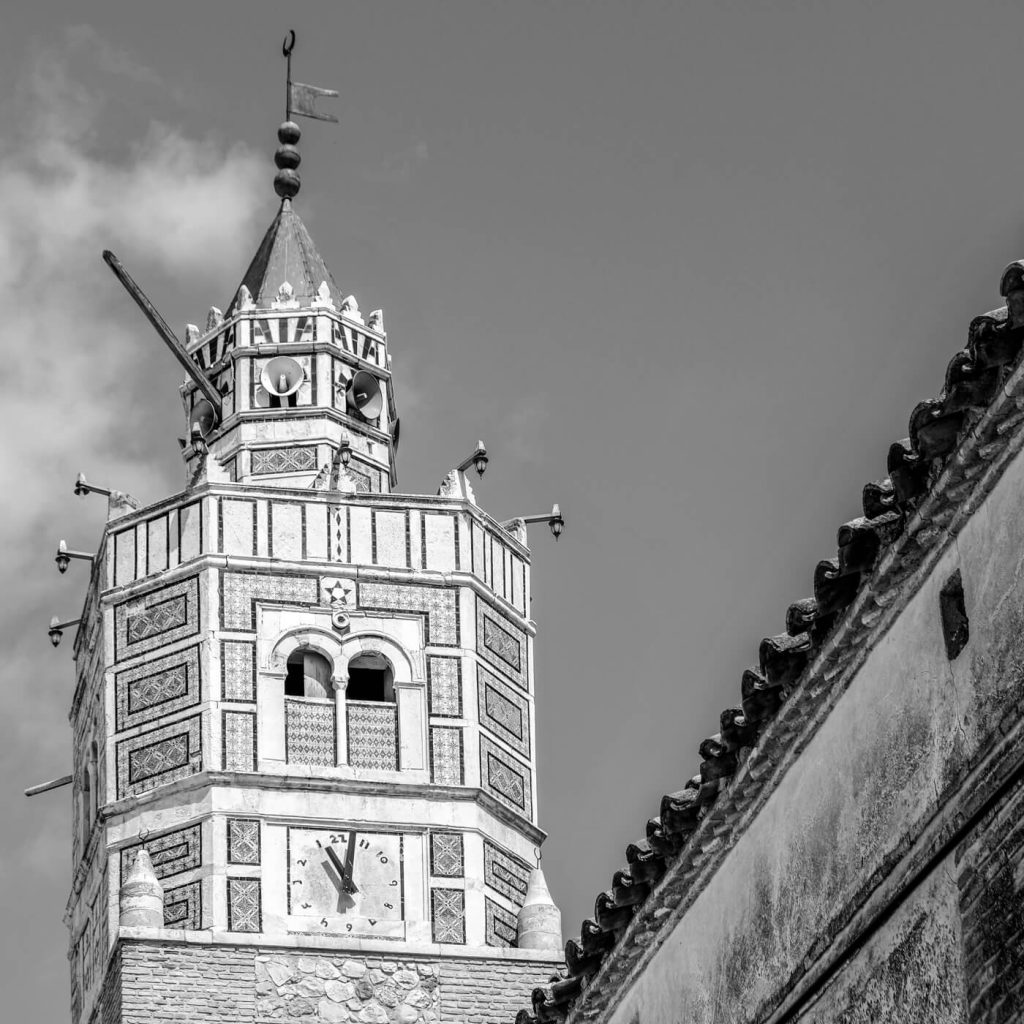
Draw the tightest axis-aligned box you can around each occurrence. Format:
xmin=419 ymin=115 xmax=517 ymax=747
xmin=59 ymin=56 xmax=563 ymax=1024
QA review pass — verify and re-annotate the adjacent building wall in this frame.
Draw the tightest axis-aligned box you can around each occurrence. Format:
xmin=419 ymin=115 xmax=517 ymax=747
xmin=605 ymin=409 xmax=1024 ymax=1023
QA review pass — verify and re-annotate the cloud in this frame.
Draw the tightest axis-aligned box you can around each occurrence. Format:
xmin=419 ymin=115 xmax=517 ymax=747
xmin=363 ymin=139 xmax=430 ymax=185
xmin=0 ymin=32 xmax=264 ymax=860
xmin=500 ymin=395 xmax=550 ymax=465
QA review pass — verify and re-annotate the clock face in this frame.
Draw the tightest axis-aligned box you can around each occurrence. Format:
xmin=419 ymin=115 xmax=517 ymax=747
xmin=287 ymin=828 xmax=404 ymax=938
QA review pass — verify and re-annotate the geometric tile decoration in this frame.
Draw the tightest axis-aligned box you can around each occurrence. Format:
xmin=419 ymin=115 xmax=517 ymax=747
xmin=358 ymin=582 xmax=459 ymax=645
xmin=485 ymin=896 xmax=519 ymax=948
xmin=285 ymin=700 xmax=336 ymax=766
xmin=163 ymin=879 xmax=202 ymax=930
xmin=115 ymin=644 xmax=201 ymax=730
xmin=430 ymin=833 xmax=464 ymax=878
xmin=253 ymin=315 xmax=315 ymax=348
xmin=428 ymin=656 xmax=462 ymax=717
xmin=476 ymin=598 xmax=527 ymax=689
xmin=348 ymin=462 xmax=374 ymax=494
xmin=223 ymin=710 xmax=257 ymax=771
xmin=227 ymin=877 xmax=261 ymax=932
xmin=430 ymin=726 xmax=464 ymax=786
xmin=477 ymin=666 xmax=531 ymax=758
xmin=480 ymin=735 xmax=533 ymax=819
xmin=220 ymin=572 xmax=318 ymax=631
xmin=115 ymin=575 xmax=200 ymax=661
xmin=228 ymin=815 xmax=262 ymax=864
xmin=347 ymin=702 xmax=398 ymax=771
xmin=116 ymin=715 xmax=202 ymax=798
xmin=120 ymin=823 xmax=202 ymax=881
xmin=221 ymin=640 xmax=256 ymax=702
xmin=227 ymin=819 xmax=261 ymax=865
xmin=431 ymin=887 xmax=466 ymax=944
xmin=251 ymin=446 xmax=317 ymax=475
xmin=483 ymin=840 xmax=532 ymax=906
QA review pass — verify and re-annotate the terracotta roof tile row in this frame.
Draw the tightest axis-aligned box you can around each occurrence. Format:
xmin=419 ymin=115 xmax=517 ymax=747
xmin=518 ymin=260 xmax=1024 ymax=1024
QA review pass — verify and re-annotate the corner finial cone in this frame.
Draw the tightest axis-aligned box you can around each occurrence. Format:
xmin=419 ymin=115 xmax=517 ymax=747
xmin=119 ymin=848 xmax=164 ymax=928
xmin=517 ymin=866 xmax=562 ymax=950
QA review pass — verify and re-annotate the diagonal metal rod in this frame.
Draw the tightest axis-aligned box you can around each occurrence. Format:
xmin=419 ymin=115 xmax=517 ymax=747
xmin=102 ymin=250 xmax=223 ymax=419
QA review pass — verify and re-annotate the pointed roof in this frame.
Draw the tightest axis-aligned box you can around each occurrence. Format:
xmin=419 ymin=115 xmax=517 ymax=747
xmin=229 ymin=199 xmax=343 ymax=312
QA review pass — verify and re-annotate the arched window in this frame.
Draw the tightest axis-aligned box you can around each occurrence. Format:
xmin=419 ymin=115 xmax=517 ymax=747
xmin=346 ymin=651 xmax=395 ymax=703
xmin=285 ymin=648 xmax=333 ymax=699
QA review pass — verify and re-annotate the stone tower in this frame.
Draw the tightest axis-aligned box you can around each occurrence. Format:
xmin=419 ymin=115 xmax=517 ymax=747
xmin=61 ymin=119 xmax=563 ymax=1024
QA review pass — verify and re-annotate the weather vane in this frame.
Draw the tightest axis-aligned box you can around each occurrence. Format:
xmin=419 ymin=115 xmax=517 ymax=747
xmin=282 ymin=30 xmax=339 ymax=124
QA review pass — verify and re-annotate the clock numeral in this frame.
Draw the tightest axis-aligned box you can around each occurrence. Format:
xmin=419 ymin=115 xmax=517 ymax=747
xmin=369 ymin=919 xmax=377 ymax=926
xmin=297 ymin=858 xmax=307 ymax=866
xmin=346 ymin=923 xmax=353 ymax=932
xmin=315 ymin=840 xmax=322 ymax=848
xmin=301 ymin=902 xmax=311 ymax=909
xmin=389 ymin=879 xmax=398 ymax=886
xmin=292 ymin=879 xmax=303 ymax=886
xmin=359 ymin=839 xmax=370 ymax=849
xmin=320 ymin=918 xmax=328 ymax=927
xmin=379 ymin=855 xmax=388 ymax=864
xmin=384 ymin=902 xmax=393 ymax=910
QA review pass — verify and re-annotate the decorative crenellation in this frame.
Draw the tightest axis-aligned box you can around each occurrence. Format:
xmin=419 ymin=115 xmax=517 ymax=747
xmin=476 ymin=598 xmax=528 ymax=689
xmin=430 ymin=887 xmax=466 ymax=945
xmin=485 ymin=896 xmax=519 ymax=948
xmin=220 ymin=572 xmax=318 ymax=631
xmin=285 ymin=699 xmax=336 ymax=766
xmin=115 ymin=576 xmax=200 ymax=661
xmin=478 ymin=666 xmax=531 ymax=758
xmin=221 ymin=640 xmax=256 ymax=702
xmin=483 ymin=839 xmax=532 ymax=906
xmin=480 ymin=735 xmax=533 ymax=819
xmin=251 ymin=445 xmax=318 ymax=476
xmin=120 ymin=823 xmax=202 ymax=882
xmin=223 ymin=710 xmax=257 ymax=771
xmin=430 ymin=832 xmax=464 ymax=878
xmin=429 ymin=726 xmax=464 ymax=785
xmin=163 ymin=880 xmax=202 ymax=930
xmin=227 ymin=819 xmax=261 ymax=865
xmin=227 ymin=877 xmax=261 ymax=932
xmin=428 ymin=656 xmax=463 ymax=717
xmin=116 ymin=715 xmax=202 ymax=798
xmin=358 ymin=581 xmax=460 ymax=645
xmin=115 ymin=645 xmax=201 ymax=731
xmin=347 ymin=702 xmax=398 ymax=771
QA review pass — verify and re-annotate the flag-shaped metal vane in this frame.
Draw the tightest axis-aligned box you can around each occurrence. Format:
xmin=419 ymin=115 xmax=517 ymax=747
xmin=283 ymin=30 xmax=339 ymax=123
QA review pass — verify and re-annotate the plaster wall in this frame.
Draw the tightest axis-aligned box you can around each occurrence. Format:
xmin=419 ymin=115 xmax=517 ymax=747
xmin=607 ymin=433 xmax=1024 ymax=1023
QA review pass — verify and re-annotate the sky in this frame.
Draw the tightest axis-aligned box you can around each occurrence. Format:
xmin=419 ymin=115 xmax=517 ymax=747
xmin=2 ymin=1 xmax=1023 ymax=1018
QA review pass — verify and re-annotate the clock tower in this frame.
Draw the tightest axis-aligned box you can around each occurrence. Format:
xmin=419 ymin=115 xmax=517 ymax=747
xmin=60 ymin=110 xmax=564 ymax=1024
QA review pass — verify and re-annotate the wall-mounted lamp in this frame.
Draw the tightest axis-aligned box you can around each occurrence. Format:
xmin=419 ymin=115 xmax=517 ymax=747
xmin=190 ymin=423 xmax=208 ymax=457
xmin=507 ymin=504 xmax=565 ymax=541
xmin=55 ymin=540 xmax=95 ymax=575
xmin=48 ymin=616 xmax=82 ymax=648
xmin=73 ymin=473 xmax=113 ymax=499
xmin=339 ymin=438 xmax=352 ymax=468
xmin=457 ymin=440 xmax=489 ymax=478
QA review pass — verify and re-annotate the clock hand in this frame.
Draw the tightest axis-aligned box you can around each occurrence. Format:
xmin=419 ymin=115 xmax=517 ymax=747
xmin=326 ymin=843 xmax=359 ymax=895
xmin=343 ymin=831 xmax=357 ymax=890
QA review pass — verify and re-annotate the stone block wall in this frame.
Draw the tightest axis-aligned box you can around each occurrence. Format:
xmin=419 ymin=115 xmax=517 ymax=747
xmin=93 ymin=940 xmax=558 ymax=1024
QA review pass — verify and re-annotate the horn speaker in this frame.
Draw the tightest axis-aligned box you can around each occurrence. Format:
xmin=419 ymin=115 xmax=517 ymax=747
xmin=260 ymin=356 xmax=305 ymax=397
xmin=346 ymin=370 xmax=383 ymax=420
xmin=189 ymin=399 xmax=218 ymax=437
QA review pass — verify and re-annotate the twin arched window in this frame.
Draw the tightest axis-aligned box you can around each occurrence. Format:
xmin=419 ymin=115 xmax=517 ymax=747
xmin=283 ymin=647 xmax=395 ymax=703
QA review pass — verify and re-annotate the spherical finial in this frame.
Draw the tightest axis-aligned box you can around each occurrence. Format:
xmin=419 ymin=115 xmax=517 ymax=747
xmin=278 ymin=120 xmax=301 ymax=145
xmin=274 ymin=121 xmax=302 ymax=199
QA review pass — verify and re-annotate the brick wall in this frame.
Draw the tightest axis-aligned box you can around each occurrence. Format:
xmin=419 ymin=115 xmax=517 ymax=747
xmin=439 ymin=956 xmax=559 ymax=1023
xmin=957 ymin=773 xmax=1024 ymax=1024
xmin=97 ymin=940 xmax=559 ymax=1024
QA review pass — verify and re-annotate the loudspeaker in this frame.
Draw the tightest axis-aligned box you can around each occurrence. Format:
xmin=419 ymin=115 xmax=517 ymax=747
xmin=346 ymin=370 xmax=383 ymax=420
xmin=260 ymin=356 xmax=305 ymax=397
xmin=189 ymin=399 xmax=218 ymax=437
